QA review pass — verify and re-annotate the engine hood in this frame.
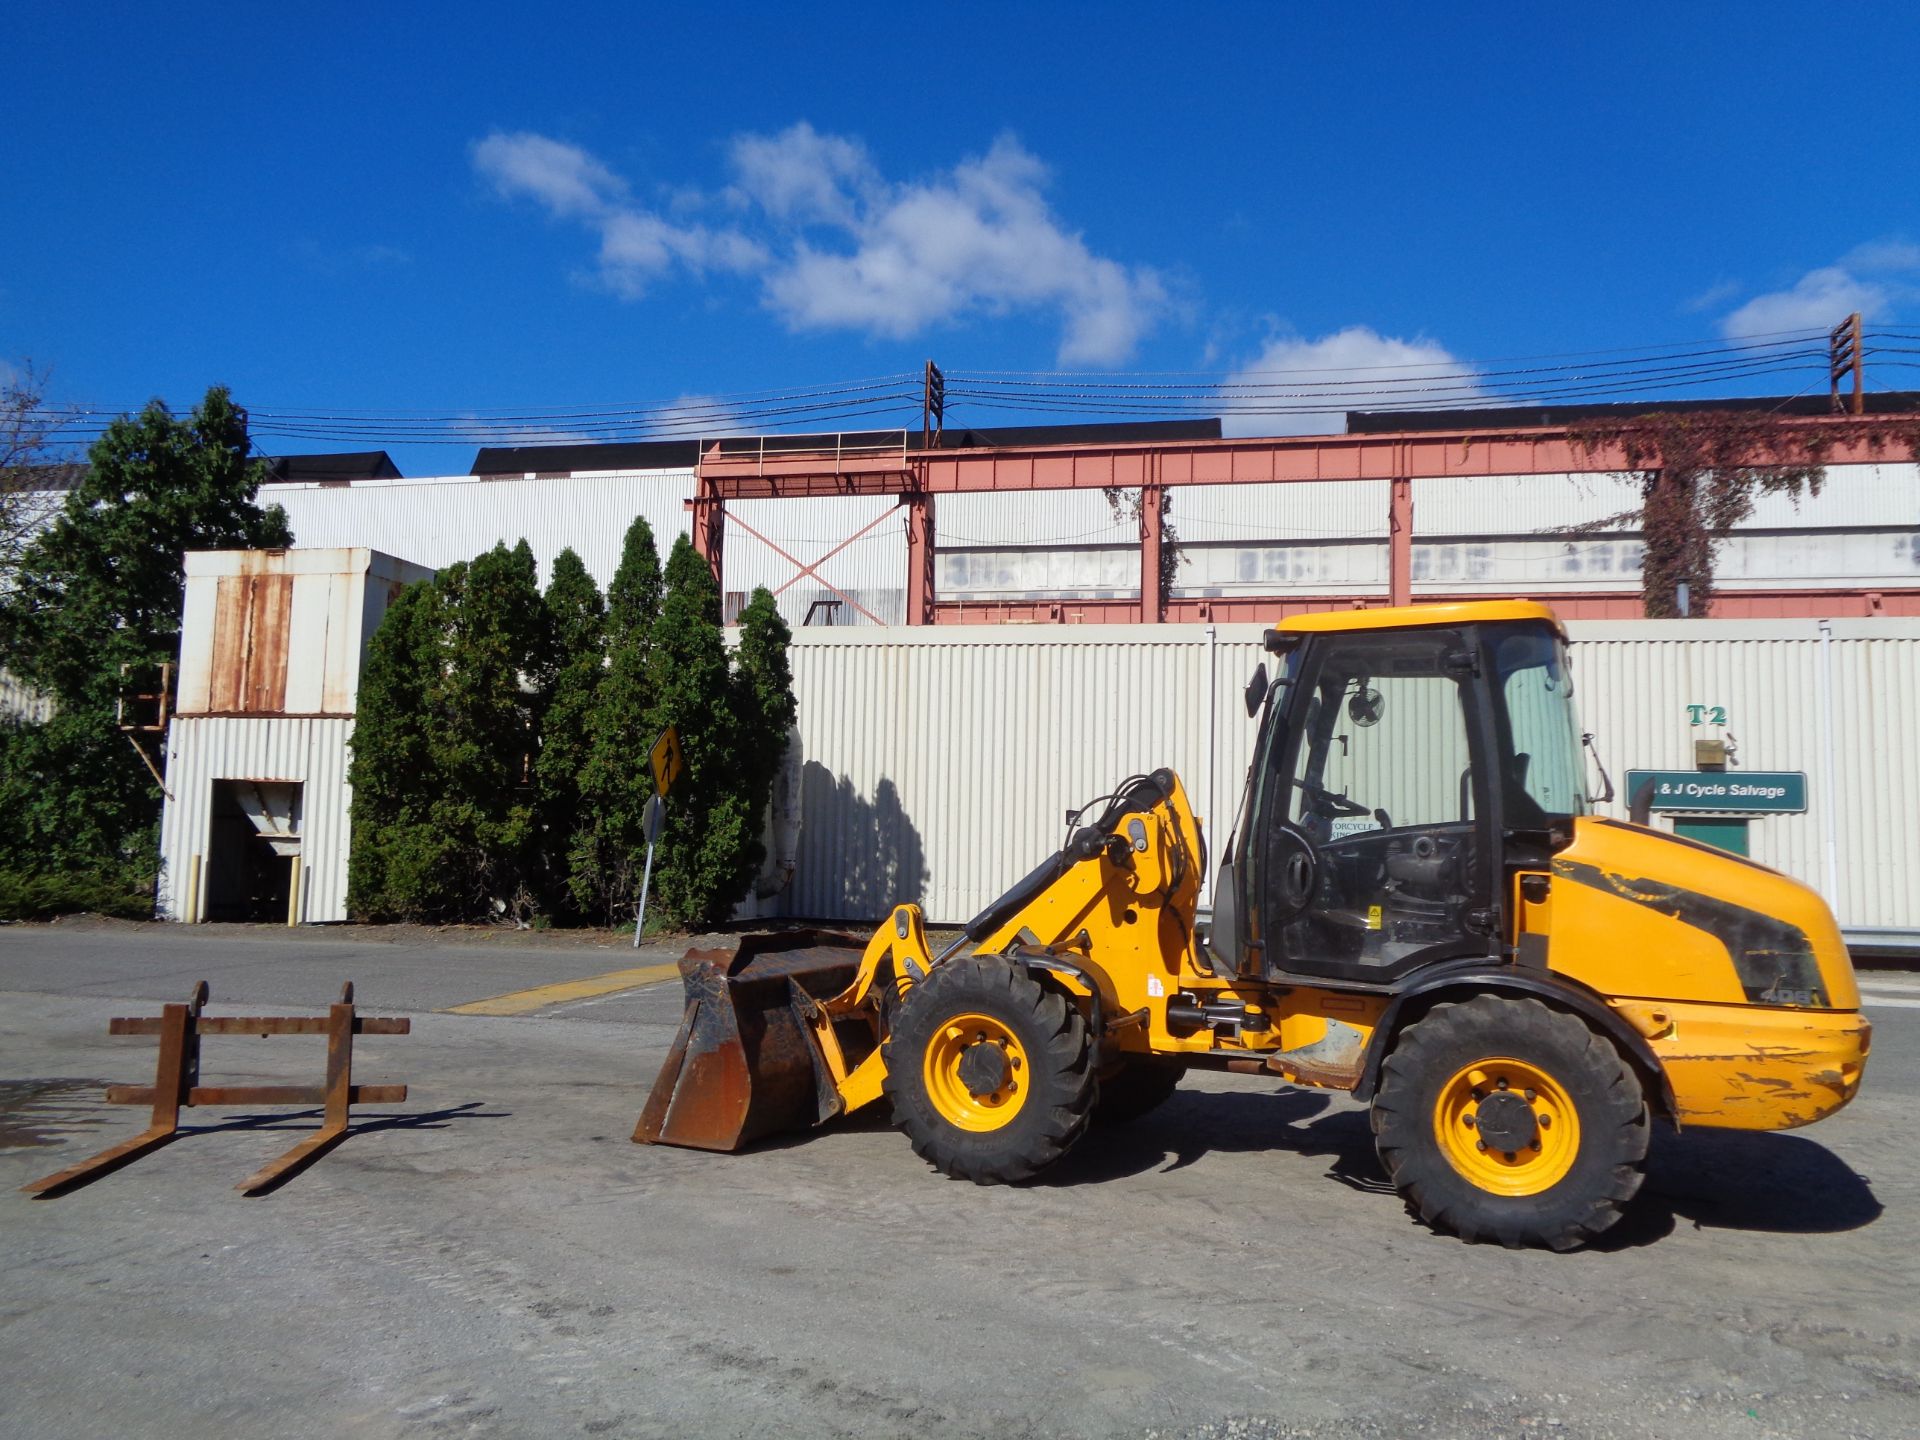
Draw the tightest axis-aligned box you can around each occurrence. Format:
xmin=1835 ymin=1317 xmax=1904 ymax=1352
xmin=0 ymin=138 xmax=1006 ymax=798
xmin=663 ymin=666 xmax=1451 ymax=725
xmin=1543 ymin=817 xmax=1858 ymax=1011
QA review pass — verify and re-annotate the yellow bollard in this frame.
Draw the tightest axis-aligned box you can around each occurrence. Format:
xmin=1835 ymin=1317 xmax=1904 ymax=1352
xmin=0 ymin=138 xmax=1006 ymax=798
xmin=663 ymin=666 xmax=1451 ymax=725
xmin=186 ymin=854 xmax=202 ymax=924
xmin=287 ymin=857 xmax=303 ymax=927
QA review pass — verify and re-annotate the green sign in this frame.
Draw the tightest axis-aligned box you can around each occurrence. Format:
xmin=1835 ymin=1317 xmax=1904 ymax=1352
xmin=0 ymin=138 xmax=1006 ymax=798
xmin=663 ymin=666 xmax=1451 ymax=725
xmin=1624 ymin=770 xmax=1806 ymax=814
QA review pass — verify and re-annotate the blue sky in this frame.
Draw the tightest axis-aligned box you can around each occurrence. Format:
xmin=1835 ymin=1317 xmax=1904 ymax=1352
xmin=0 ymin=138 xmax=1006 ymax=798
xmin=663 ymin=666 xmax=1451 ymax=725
xmin=6 ymin=3 xmax=1918 ymax=474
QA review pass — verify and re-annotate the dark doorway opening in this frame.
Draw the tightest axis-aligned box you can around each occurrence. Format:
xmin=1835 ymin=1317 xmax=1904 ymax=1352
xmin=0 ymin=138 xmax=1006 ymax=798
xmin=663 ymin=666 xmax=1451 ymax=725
xmin=205 ymin=780 xmax=303 ymax=922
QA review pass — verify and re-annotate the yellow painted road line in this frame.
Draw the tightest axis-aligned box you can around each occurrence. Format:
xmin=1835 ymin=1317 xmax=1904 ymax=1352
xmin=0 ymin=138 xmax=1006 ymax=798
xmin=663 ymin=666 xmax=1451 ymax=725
xmin=444 ymin=961 xmax=683 ymax=1016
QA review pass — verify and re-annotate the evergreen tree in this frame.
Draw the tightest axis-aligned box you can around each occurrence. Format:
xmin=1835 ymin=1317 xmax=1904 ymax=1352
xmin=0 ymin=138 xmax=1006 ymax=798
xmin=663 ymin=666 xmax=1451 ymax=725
xmin=571 ymin=517 xmax=663 ymax=921
xmin=536 ymin=548 xmax=604 ymax=918
xmin=345 ymin=580 xmax=446 ymax=917
xmin=2 ymin=387 xmax=291 ymax=708
xmin=645 ymin=535 xmax=759 ymax=928
xmin=0 ymin=386 xmax=290 ymax=918
xmin=346 ymin=542 xmax=547 ymax=922
xmin=733 ymin=585 xmax=797 ymax=865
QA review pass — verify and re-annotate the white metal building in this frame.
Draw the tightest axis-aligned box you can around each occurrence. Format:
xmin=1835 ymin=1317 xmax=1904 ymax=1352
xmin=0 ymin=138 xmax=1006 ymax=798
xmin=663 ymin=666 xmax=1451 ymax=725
xmin=259 ymin=455 xmax=1920 ymax=628
xmin=156 ymin=547 xmax=433 ymax=924
xmin=779 ymin=619 xmax=1920 ymax=939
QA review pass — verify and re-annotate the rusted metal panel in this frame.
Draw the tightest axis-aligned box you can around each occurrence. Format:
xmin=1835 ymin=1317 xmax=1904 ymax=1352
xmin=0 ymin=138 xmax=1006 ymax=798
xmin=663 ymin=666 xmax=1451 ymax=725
xmin=247 ymin=574 xmax=293 ymax=712
xmin=636 ymin=933 xmax=865 ymax=1152
xmin=178 ymin=549 xmax=433 ymax=719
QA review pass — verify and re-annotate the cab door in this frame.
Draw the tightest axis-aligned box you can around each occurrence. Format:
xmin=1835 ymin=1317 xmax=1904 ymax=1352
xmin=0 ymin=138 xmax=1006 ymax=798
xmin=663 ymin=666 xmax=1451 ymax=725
xmin=1240 ymin=625 xmax=1498 ymax=983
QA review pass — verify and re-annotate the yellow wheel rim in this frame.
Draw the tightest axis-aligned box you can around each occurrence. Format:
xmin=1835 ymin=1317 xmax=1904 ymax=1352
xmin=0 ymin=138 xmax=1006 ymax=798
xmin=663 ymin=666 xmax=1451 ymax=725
xmin=923 ymin=1012 xmax=1029 ymax=1132
xmin=1433 ymin=1057 xmax=1581 ymax=1196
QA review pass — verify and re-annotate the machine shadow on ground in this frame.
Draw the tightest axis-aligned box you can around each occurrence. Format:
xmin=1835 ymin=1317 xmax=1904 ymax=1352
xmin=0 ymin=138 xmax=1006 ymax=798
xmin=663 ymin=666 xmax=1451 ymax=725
xmin=1021 ymin=1086 xmax=1882 ymax=1249
xmin=1593 ymin=1125 xmax=1883 ymax=1248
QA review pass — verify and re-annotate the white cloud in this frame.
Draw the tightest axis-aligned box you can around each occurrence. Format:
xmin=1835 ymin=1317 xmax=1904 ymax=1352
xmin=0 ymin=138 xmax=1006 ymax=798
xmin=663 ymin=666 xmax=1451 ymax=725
xmin=756 ymin=133 xmax=1168 ymax=364
xmin=727 ymin=122 xmax=877 ymax=225
xmin=473 ymin=132 xmax=625 ymax=219
xmin=1682 ymin=277 xmax=1742 ymax=314
xmin=1221 ymin=327 xmax=1481 ymax=437
xmin=1720 ymin=240 xmax=1920 ymax=337
xmin=473 ymin=131 xmax=763 ymax=298
xmin=1721 ymin=266 xmax=1890 ymax=338
xmin=474 ymin=124 xmax=1168 ymax=364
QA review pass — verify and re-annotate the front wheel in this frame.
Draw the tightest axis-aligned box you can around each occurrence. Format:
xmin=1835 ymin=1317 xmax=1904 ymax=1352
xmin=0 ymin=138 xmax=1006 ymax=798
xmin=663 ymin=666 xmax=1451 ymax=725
xmin=884 ymin=955 xmax=1095 ymax=1183
xmin=1370 ymin=996 xmax=1649 ymax=1250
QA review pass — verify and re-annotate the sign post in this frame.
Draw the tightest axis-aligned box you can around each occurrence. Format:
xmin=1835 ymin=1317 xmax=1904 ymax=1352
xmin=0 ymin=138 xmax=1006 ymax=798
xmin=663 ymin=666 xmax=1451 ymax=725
xmin=634 ymin=727 xmax=683 ymax=948
xmin=633 ymin=794 xmax=664 ymax=948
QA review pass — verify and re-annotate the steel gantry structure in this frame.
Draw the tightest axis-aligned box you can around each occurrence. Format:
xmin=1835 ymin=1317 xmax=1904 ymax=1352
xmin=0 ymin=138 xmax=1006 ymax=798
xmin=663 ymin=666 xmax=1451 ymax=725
xmin=689 ymin=414 xmax=1920 ymax=624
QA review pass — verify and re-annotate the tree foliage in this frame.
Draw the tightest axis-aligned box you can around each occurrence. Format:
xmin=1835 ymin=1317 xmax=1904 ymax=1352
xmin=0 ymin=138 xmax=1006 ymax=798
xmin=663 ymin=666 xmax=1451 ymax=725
xmin=732 ymin=585 xmax=797 ymax=851
xmin=536 ymin=548 xmax=604 ymax=919
xmin=348 ymin=525 xmax=798 ymax=931
xmin=571 ymin=518 xmax=663 ymax=921
xmin=1100 ymin=484 xmax=1181 ymax=600
xmin=346 ymin=543 xmax=549 ymax=922
xmin=1568 ymin=411 xmax=1831 ymax=618
xmin=0 ymin=386 xmax=290 ymax=919
xmin=1 ymin=361 xmax=71 ymax=592
xmin=641 ymin=537 xmax=757 ymax=928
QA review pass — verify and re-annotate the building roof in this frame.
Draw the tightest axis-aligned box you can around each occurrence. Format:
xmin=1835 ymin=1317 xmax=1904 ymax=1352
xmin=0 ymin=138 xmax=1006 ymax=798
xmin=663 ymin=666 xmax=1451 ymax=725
xmin=262 ymin=451 xmax=404 ymax=483
xmin=472 ymin=418 xmax=1223 ymax=477
xmin=1346 ymin=392 xmax=1920 ymax=433
xmin=472 ymin=439 xmax=703 ymax=475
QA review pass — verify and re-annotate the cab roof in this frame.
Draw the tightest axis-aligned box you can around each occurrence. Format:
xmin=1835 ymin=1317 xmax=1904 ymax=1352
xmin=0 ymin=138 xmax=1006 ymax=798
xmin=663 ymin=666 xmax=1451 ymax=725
xmin=1269 ymin=600 xmax=1565 ymax=638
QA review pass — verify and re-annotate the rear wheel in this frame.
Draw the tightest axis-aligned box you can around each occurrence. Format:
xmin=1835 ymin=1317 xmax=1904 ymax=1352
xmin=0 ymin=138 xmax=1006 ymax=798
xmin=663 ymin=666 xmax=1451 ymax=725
xmin=1095 ymin=1060 xmax=1185 ymax=1125
xmin=1370 ymin=996 xmax=1649 ymax=1250
xmin=885 ymin=955 xmax=1095 ymax=1183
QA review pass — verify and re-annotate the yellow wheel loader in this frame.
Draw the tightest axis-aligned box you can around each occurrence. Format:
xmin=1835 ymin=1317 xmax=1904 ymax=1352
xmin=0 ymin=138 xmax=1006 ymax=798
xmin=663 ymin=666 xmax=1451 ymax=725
xmin=637 ymin=601 xmax=1870 ymax=1250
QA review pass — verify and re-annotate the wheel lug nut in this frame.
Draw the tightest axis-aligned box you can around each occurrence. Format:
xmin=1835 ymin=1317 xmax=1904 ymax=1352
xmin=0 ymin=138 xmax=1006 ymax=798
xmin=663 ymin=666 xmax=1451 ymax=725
xmin=1524 ymin=1089 xmax=1536 ymax=1102
xmin=1539 ymin=1115 xmax=1553 ymax=1129
xmin=1504 ymin=1151 xmax=1517 ymax=1161
xmin=1475 ymin=1140 xmax=1488 ymax=1152
xmin=1461 ymin=1114 xmax=1476 ymax=1129
xmin=1532 ymin=1139 xmax=1543 ymax=1151
xmin=1495 ymin=1077 xmax=1509 ymax=1090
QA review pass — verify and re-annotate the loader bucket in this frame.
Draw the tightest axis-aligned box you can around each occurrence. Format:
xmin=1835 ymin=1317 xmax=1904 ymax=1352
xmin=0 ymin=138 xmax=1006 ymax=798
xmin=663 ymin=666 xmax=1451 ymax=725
xmin=634 ymin=930 xmax=867 ymax=1153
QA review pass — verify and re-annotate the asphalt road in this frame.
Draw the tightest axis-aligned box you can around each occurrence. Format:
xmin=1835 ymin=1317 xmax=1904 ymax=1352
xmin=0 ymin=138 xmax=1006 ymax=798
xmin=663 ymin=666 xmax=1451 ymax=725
xmin=1 ymin=923 xmax=1916 ymax=1440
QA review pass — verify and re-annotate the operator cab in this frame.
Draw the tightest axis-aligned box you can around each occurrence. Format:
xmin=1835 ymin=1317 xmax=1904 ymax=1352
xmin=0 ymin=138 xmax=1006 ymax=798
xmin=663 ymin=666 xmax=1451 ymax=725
xmin=1211 ymin=604 xmax=1588 ymax=986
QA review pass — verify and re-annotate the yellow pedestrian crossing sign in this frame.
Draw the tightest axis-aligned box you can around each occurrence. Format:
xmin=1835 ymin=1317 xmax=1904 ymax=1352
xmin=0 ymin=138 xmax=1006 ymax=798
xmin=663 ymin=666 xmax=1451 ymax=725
xmin=649 ymin=726 xmax=685 ymax=797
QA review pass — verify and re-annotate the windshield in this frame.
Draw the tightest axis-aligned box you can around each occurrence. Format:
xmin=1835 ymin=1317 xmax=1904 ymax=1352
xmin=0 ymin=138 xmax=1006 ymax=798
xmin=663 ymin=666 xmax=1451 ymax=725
xmin=1492 ymin=623 xmax=1589 ymax=823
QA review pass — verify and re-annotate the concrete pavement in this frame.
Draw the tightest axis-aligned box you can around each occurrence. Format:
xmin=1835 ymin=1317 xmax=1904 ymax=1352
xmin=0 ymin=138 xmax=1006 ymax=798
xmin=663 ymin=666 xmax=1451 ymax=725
xmin=1 ymin=924 xmax=1915 ymax=1439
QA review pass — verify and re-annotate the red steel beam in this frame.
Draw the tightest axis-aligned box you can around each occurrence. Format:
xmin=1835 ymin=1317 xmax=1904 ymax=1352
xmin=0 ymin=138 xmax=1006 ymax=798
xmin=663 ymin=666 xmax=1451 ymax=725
xmin=903 ymin=494 xmax=935 ymax=626
xmin=931 ymin=587 xmax=1920 ymax=625
xmin=697 ymin=415 xmax=1919 ymax=498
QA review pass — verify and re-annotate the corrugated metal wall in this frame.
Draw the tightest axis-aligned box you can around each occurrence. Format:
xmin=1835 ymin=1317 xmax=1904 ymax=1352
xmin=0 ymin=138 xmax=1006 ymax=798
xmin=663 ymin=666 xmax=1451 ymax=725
xmin=260 ymin=458 xmax=1920 ymax=613
xmin=723 ymin=495 xmax=907 ymax=627
xmin=268 ymin=470 xmax=694 ymax=592
xmin=157 ymin=717 xmax=355 ymax=923
xmin=0 ymin=668 xmax=55 ymax=724
xmin=783 ymin=619 xmax=1920 ymax=931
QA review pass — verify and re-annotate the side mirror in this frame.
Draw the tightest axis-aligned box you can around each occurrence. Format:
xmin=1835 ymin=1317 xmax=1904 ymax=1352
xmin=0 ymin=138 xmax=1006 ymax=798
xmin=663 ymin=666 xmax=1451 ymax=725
xmin=1244 ymin=663 xmax=1270 ymax=718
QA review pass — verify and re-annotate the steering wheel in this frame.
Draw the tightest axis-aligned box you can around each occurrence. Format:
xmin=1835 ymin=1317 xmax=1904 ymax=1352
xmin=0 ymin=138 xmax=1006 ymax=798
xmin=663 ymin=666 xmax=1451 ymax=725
xmin=1268 ymin=820 xmax=1320 ymax=921
xmin=1293 ymin=779 xmax=1370 ymax=818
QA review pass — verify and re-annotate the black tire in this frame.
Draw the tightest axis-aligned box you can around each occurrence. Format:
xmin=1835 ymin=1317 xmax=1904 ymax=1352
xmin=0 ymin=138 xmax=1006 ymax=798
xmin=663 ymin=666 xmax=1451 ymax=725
xmin=1370 ymin=996 xmax=1650 ymax=1251
xmin=884 ymin=954 xmax=1095 ymax=1183
xmin=1094 ymin=1060 xmax=1186 ymax=1125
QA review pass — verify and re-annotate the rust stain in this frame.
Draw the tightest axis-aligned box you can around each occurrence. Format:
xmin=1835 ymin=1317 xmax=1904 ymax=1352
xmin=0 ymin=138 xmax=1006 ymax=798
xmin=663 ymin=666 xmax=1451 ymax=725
xmin=246 ymin=574 xmax=292 ymax=713
xmin=208 ymin=574 xmax=293 ymax=714
xmin=208 ymin=576 xmax=246 ymax=712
